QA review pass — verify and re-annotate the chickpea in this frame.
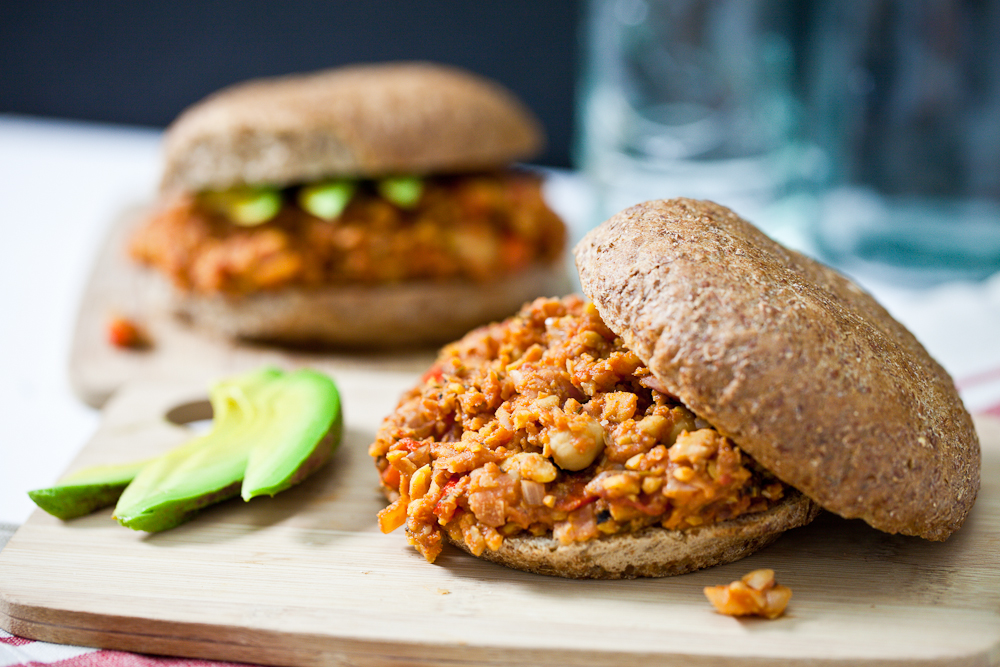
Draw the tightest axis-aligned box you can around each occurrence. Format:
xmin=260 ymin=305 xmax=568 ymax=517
xmin=408 ymin=464 xmax=432 ymax=499
xmin=500 ymin=452 xmax=558 ymax=483
xmin=548 ymin=416 xmax=606 ymax=471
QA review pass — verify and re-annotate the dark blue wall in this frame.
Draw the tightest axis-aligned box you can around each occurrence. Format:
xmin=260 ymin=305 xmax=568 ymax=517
xmin=0 ymin=1 xmax=580 ymax=167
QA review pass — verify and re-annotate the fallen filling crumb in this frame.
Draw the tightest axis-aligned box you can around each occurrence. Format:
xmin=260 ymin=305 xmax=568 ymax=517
xmin=129 ymin=171 xmax=565 ymax=295
xmin=370 ymin=295 xmax=787 ymax=563
xmin=704 ymin=568 xmax=792 ymax=619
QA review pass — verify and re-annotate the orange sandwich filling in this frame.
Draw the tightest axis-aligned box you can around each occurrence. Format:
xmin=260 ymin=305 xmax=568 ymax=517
xmin=370 ymin=296 xmax=788 ymax=563
xmin=129 ymin=171 xmax=565 ymax=296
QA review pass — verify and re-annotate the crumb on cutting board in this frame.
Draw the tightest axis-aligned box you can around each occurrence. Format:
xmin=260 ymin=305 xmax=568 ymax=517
xmin=107 ymin=315 xmax=152 ymax=350
xmin=704 ymin=568 xmax=791 ymax=619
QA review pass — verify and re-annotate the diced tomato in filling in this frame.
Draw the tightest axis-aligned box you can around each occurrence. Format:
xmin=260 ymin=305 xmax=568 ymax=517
xmin=370 ymin=295 xmax=786 ymax=562
xmin=421 ymin=364 xmax=445 ymax=385
xmin=379 ymin=465 xmax=400 ymax=490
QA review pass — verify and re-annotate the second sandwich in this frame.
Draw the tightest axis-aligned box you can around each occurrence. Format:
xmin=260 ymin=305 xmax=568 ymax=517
xmin=129 ymin=62 xmax=567 ymax=347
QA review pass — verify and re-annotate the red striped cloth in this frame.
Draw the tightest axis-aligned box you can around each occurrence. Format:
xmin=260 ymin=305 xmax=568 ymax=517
xmin=0 ymin=631 xmax=255 ymax=667
xmin=957 ymin=367 xmax=1000 ymax=418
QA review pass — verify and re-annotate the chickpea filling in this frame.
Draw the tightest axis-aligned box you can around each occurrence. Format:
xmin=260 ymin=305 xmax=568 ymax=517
xmin=370 ymin=296 xmax=788 ymax=563
xmin=129 ymin=171 xmax=565 ymax=295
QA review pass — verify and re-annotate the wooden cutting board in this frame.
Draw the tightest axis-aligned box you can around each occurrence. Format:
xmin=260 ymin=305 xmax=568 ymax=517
xmin=5 ymin=207 xmax=999 ymax=665
xmin=1 ymin=372 xmax=999 ymax=666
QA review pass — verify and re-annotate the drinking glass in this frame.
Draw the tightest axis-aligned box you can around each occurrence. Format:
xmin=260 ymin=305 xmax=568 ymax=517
xmin=807 ymin=0 xmax=1000 ymax=280
xmin=576 ymin=0 xmax=821 ymax=245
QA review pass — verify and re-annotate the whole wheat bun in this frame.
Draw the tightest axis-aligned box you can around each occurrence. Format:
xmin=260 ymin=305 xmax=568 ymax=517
xmin=161 ymin=62 xmax=544 ymax=193
xmin=449 ymin=491 xmax=819 ymax=579
xmin=575 ymin=199 xmax=981 ymax=542
xmin=170 ymin=259 xmax=570 ymax=348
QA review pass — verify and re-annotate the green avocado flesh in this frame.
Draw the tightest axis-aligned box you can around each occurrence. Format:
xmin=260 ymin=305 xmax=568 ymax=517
xmin=201 ymin=187 xmax=283 ymax=226
xmin=298 ymin=180 xmax=356 ymax=220
xmin=200 ymin=176 xmax=424 ymax=226
xmin=376 ymin=176 xmax=424 ymax=208
xmin=28 ymin=367 xmax=342 ymax=532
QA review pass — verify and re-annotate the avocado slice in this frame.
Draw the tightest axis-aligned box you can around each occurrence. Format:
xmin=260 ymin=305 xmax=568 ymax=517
xmin=241 ymin=369 xmax=343 ymax=499
xmin=27 ymin=367 xmax=342 ymax=532
xmin=376 ymin=176 xmax=424 ymax=208
xmin=298 ymin=180 xmax=356 ymax=220
xmin=200 ymin=187 xmax=283 ymax=226
xmin=27 ymin=459 xmax=151 ymax=520
xmin=112 ymin=367 xmax=281 ymax=531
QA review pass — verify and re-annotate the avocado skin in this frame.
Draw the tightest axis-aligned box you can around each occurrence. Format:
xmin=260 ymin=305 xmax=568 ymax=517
xmin=27 ymin=367 xmax=342 ymax=532
xmin=116 ymin=481 xmax=243 ymax=532
xmin=27 ymin=459 xmax=150 ymax=519
xmin=28 ymin=483 xmax=130 ymax=520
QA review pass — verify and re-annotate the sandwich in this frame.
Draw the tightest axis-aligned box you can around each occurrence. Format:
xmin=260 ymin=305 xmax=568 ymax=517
xmin=370 ymin=199 xmax=980 ymax=578
xmin=128 ymin=62 xmax=568 ymax=347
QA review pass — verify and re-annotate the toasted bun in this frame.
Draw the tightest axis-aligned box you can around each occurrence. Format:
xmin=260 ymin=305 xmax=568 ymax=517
xmin=575 ymin=199 xmax=981 ymax=541
xmin=447 ymin=492 xmax=819 ymax=579
xmin=171 ymin=259 xmax=570 ymax=348
xmin=161 ymin=62 xmax=544 ymax=193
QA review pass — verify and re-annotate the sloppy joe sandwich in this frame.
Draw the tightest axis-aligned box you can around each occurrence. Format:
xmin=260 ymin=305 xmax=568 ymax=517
xmin=129 ymin=62 xmax=567 ymax=346
xmin=370 ymin=199 xmax=980 ymax=578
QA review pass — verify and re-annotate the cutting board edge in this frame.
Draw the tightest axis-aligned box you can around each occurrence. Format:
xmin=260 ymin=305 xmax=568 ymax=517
xmin=3 ymin=600 xmax=996 ymax=667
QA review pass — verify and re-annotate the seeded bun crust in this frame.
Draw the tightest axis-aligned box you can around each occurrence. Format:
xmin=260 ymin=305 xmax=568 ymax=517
xmin=575 ymin=198 xmax=981 ymax=541
xmin=171 ymin=259 xmax=570 ymax=348
xmin=446 ymin=492 xmax=820 ymax=579
xmin=161 ymin=62 xmax=544 ymax=193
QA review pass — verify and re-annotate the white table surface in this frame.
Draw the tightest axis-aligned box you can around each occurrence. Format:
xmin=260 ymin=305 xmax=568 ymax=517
xmin=2 ymin=114 xmax=1000 ymax=528
xmin=1 ymin=116 xmax=159 ymax=526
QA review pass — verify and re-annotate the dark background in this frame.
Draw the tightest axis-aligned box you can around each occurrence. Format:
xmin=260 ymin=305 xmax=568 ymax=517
xmin=0 ymin=1 xmax=581 ymax=167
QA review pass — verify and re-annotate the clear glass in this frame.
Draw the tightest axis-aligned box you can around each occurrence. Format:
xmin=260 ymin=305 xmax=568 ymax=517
xmin=807 ymin=0 xmax=1000 ymax=280
xmin=576 ymin=0 xmax=821 ymax=244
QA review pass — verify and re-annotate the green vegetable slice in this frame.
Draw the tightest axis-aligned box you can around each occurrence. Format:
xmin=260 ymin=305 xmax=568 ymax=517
xmin=200 ymin=187 xmax=283 ymax=225
xmin=27 ymin=459 xmax=151 ymax=520
xmin=376 ymin=176 xmax=424 ymax=209
xmin=27 ymin=367 xmax=343 ymax=532
xmin=298 ymin=180 xmax=356 ymax=220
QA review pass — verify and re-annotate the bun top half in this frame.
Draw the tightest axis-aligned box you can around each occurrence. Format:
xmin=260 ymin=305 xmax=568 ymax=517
xmin=575 ymin=198 xmax=980 ymax=541
xmin=160 ymin=62 xmax=544 ymax=193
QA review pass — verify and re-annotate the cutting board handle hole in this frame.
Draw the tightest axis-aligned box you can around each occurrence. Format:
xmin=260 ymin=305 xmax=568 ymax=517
xmin=165 ymin=399 xmax=214 ymax=434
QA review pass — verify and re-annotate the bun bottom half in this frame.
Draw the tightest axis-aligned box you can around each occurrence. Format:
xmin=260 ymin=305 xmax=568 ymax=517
xmin=446 ymin=491 xmax=820 ymax=579
xmin=170 ymin=260 xmax=571 ymax=348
